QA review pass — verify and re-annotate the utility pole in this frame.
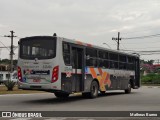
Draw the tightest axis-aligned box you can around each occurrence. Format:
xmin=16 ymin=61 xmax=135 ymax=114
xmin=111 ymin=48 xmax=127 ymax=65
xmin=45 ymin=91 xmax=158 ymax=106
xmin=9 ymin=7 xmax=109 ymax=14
xmin=112 ymin=32 xmax=121 ymax=50
xmin=4 ymin=31 xmax=17 ymax=73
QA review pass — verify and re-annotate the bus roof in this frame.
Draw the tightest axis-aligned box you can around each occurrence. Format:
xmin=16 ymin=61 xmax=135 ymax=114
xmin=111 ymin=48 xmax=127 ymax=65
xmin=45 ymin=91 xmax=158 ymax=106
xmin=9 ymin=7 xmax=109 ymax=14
xmin=20 ymin=36 xmax=139 ymax=58
xmin=59 ymin=37 xmax=139 ymax=58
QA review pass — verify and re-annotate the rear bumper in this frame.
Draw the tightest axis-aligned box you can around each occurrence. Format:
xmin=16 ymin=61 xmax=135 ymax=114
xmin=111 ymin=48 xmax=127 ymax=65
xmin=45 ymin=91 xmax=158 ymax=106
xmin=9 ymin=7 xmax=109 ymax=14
xmin=132 ymin=86 xmax=139 ymax=89
xmin=18 ymin=81 xmax=61 ymax=92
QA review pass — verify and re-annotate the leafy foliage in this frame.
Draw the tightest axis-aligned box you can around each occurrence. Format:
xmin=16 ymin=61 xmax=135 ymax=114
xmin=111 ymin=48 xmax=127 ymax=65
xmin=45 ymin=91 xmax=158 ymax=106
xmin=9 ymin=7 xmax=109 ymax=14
xmin=3 ymin=80 xmax=16 ymax=91
xmin=140 ymin=60 xmax=154 ymax=65
xmin=0 ymin=59 xmax=17 ymax=65
xmin=141 ymin=73 xmax=160 ymax=84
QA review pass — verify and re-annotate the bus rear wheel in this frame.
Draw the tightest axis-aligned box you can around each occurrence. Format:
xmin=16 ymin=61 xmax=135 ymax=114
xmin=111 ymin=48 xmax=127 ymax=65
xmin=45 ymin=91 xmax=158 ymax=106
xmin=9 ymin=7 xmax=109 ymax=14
xmin=54 ymin=92 xmax=69 ymax=98
xmin=82 ymin=92 xmax=90 ymax=98
xmin=125 ymin=82 xmax=131 ymax=94
xmin=89 ymin=81 xmax=99 ymax=98
xmin=100 ymin=91 xmax=106 ymax=94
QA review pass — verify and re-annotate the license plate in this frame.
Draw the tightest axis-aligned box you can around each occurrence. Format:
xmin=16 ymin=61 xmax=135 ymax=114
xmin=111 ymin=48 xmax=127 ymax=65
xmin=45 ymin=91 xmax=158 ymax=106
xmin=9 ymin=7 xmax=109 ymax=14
xmin=33 ymin=79 xmax=41 ymax=83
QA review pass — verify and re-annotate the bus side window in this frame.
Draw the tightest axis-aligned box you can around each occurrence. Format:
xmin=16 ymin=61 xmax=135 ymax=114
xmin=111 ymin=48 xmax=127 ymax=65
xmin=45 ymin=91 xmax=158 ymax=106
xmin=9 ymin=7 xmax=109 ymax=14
xmin=86 ymin=48 xmax=97 ymax=67
xmin=63 ymin=42 xmax=71 ymax=65
xmin=110 ymin=61 xmax=118 ymax=69
xmin=127 ymin=57 xmax=135 ymax=70
xmin=63 ymin=54 xmax=70 ymax=65
xmin=109 ymin=53 xmax=118 ymax=69
xmin=119 ymin=55 xmax=127 ymax=70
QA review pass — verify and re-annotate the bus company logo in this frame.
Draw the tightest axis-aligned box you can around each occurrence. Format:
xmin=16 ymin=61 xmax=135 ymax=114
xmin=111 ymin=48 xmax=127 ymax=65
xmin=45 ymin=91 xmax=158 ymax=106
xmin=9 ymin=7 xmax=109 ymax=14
xmin=2 ymin=112 xmax=11 ymax=117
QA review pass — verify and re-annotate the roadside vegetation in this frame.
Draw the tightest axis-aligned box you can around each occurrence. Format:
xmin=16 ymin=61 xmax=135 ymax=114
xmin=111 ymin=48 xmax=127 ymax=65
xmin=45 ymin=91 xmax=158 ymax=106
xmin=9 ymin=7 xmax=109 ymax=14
xmin=0 ymin=85 xmax=45 ymax=95
xmin=3 ymin=80 xmax=16 ymax=91
xmin=141 ymin=73 xmax=160 ymax=85
xmin=141 ymin=60 xmax=160 ymax=85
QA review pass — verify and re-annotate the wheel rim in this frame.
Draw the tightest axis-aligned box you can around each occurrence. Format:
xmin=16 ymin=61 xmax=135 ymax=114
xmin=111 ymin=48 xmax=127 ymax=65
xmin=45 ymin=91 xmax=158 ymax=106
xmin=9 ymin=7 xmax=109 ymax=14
xmin=128 ymin=83 xmax=131 ymax=91
xmin=92 ymin=84 xmax=97 ymax=96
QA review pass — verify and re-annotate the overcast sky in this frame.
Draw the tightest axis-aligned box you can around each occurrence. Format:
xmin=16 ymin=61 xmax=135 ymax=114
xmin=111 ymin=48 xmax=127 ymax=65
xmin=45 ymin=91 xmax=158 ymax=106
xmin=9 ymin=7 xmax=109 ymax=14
xmin=0 ymin=0 xmax=160 ymax=61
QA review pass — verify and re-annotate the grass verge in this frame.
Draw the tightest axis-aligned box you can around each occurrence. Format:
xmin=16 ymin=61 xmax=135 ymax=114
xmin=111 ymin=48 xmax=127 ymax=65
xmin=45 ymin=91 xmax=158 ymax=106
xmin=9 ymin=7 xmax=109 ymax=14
xmin=141 ymin=84 xmax=160 ymax=86
xmin=0 ymin=85 xmax=45 ymax=95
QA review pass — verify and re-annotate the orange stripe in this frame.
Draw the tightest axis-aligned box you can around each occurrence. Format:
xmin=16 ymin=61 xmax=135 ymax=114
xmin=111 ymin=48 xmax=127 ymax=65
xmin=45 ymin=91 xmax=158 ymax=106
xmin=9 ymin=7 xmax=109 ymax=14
xmin=101 ymin=72 xmax=107 ymax=82
xmin=90 ymin=68 xmax=97 ymax=78
xmin=86 ymin=44 xmax=92 ymax=47
xmin=98 ymin=68 xmax=103 ymax=75
xmin=76 ymin=41 xmax=83 ymax=45
xmin=104 ymin=73 xmax=109 ymax=84
xmin=107 ymin=79 xmax=111 ymax=87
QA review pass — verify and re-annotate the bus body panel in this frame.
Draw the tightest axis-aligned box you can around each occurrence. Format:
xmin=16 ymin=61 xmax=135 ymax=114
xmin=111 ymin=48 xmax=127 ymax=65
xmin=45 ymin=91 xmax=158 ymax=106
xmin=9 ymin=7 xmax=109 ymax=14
xmin=18 ymin=37 xmax=62 ymax=91
xmin=18 ymin=36 xmax=140 ymax=95
xmin=76 ymin=67 xmax=135 ymax=92
xmin=18 ymin=58 xmax=61 ymax=91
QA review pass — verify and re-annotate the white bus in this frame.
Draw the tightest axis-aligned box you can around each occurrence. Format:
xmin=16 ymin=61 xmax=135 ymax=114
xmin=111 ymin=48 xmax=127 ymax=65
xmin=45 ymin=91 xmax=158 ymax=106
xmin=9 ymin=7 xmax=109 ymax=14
xmin=17 ymin=34 xmax=140 ymax=98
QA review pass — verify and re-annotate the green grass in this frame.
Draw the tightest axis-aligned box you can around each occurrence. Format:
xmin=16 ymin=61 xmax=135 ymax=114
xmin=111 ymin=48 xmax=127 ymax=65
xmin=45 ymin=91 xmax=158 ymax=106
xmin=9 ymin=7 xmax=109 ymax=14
xmin=0 ymin=85 xmax=45 ymax=95
xmin=141 ymin=84 xmax=160 ymax=86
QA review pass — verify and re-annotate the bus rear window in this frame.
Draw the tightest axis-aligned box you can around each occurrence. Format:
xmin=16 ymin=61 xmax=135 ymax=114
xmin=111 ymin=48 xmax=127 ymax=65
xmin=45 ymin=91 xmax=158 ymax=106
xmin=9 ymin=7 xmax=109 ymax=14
xmin=20 ymin=37 xmax=56 ymax=59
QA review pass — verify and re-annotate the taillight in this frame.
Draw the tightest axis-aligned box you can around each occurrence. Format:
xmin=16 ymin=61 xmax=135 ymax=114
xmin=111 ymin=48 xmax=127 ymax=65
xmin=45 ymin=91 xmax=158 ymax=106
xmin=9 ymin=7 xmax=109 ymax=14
xmin=17 ymin=66 xmax=22 ymax=82
xmin=51 ymin=66 xmax=59 ymax=83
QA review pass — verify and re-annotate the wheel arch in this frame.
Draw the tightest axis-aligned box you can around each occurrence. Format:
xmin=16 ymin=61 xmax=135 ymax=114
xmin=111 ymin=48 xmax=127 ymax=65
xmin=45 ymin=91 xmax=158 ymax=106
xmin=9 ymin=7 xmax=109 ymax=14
xmin=92 ymin=78 xmax=100 ymax=90
xmin=130 ymin=78 xmax=135 ymax=88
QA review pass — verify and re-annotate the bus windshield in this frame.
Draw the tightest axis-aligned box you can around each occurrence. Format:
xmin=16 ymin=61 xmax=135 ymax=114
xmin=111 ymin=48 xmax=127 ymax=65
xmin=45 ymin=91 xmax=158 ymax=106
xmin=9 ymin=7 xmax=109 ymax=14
xmin=20 ymin=37 xmax=56 ymax=60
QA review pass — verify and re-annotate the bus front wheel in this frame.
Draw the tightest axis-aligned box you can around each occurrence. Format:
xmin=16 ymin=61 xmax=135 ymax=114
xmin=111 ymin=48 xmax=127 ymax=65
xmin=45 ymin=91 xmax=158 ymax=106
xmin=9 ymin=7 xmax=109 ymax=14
xmin=89 ymin=81 xmax=99 ymax=98
xmin=125 ymin=82 xmax=131 ymax=94
xmin=54 ymin=92 xmax=69 ymax=98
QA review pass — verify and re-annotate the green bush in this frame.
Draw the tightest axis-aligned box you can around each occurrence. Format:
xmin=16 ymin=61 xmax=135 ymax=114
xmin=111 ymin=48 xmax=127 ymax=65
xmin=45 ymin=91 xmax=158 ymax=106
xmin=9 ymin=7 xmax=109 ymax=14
xmin=3 ymin=80 xmax=16 ymax=91
xmin=141 ymin=76 xmax=152 ymax=83
xmin=141 ymin=73 xmax=160 ymax=84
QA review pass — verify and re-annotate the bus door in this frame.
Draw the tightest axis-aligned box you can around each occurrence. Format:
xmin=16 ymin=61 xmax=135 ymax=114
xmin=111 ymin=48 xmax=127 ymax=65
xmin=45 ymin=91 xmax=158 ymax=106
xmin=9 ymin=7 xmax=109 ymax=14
xmin=71 ymin=46 xmax=85 ymax=92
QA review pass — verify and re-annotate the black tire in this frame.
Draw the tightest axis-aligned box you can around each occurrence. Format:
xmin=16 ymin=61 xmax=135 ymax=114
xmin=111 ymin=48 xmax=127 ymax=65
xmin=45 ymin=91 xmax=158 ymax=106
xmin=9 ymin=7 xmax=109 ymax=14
xmin=100 ymin=91 xmax=106 ymax=94
xmin=54 ymin=92 xmax=69 ymax=98
xmin=89 ymin=81 xmax=99 ymax=98
xmin=125 ymin=82 xmax=131 ymax=94
xmin=82 ymin=92 xmax=90 ymax=98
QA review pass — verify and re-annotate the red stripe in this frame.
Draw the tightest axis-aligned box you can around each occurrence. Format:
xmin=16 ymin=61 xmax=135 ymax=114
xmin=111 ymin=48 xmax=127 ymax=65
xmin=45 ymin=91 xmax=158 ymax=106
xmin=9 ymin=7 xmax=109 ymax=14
xmin=98 ymin=68 xmax=103 ymax=75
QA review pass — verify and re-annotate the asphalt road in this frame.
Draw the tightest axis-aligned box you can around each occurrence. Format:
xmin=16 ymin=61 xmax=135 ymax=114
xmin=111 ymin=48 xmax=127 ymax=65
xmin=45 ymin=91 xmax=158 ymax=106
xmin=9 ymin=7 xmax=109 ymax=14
xmin=0 ymin=86 xmax=160 ymax=119
xmin=0 ymin=86 xmax=160 ymax=111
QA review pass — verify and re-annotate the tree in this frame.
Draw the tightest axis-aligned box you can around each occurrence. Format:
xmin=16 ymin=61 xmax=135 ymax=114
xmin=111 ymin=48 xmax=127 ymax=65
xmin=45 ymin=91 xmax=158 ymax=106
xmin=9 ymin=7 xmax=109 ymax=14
xmin=140 ymin=59 xmax=155 ymax=74
xmin=140 ymin=60 xmax=154 ymax=65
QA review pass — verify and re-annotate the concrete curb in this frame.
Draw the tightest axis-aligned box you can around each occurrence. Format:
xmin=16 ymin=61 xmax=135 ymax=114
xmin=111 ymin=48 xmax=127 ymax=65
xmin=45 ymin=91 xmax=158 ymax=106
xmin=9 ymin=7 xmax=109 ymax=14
xmin=143 ymin=86 xmax=160 ymax=88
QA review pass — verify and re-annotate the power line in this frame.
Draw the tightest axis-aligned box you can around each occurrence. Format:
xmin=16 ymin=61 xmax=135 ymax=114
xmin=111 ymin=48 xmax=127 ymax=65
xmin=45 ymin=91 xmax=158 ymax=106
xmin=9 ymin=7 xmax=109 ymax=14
xmin=122 ymin=33 xmax=160 ymax=40
xmin=120 ymin=43 xmax=127 ymax=50
xmin=121 ymin=40 xmax=160 ymax=45
xmin=120 ymin=45 xmax=160 ymax=50
xmin=129 ymin=46 xmax=160 ymax=50
xmin=120 ymin=49 xmax=160 ymax=53
xmin=0 ymin=41 xmax=10 ymax=51
xmin=120 ymin=40 xmax=128 ymax=49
